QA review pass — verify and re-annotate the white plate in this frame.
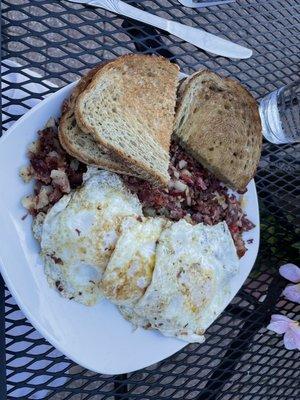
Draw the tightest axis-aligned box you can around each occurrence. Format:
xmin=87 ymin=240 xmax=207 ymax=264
xmin=0 ymin=81 xmax=260 ymax=375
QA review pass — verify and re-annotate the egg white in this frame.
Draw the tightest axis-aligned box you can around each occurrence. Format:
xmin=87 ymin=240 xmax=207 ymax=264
xmin=40 ymin=170 xmax=142 ymax=305
xmin=120 ymin=220 xmax=239 ymax=342
xmin=101 ymin=216 xmax=168 ymax=306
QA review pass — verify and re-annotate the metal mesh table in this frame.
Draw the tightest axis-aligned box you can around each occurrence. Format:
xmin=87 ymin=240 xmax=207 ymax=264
xmin=1 ymin=0 xmax=300 ymax=399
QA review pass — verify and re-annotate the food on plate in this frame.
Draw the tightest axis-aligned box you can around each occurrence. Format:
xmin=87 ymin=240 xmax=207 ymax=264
xmin=124 ymin=142 xmax=254 ymax=257
xmin=174 ymin=70 xmax=262 ymax=191
xmin=32 ymin=211 xmax=46 ymax=242
xmin=20 ymin=119 xmax=87 ymax=215
xmin=119 ymin=220 xmax=239 ymax=343
xmin=102 ymin=216 xmax=168 ymax=306
xmin=31 ymin=165 xmax=240 ymax=341
xmin=39 ymin=170 xmax=142 ymax=305
xmin=75 ymin=54 xmax=179 ymax=186
xmin=22 ymin=121 xmax=254 ymax=257
xmin=20 ymin=54 xmax=260 ymax=342
xmin=59 ymin=64 xmax=137 ymax=176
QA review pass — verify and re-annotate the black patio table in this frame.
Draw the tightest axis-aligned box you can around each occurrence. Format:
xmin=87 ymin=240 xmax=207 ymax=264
xmin=1 ymin=0 xmax=300 ymax=399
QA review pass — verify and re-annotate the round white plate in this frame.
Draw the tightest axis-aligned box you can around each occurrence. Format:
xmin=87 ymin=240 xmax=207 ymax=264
xmin=0 ymin=81 xmax=260 ymax=375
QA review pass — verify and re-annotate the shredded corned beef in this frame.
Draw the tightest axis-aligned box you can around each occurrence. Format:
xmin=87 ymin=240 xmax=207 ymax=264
xmin=22 ymin=121 xmax=254 ymax=257
xmin=21 ymin=119 xmax=86 ymax=215
xmin=123 ymin=142 xmax=254 ymax=257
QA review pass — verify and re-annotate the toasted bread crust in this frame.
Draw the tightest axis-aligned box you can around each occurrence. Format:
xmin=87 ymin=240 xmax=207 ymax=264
xmin=59 ymin=63 xmax=139 ymax=175
xmin=174 ymin=70 xmax=262 ymax=191
xmin=75 ymin=54 xmax=179 ymax=186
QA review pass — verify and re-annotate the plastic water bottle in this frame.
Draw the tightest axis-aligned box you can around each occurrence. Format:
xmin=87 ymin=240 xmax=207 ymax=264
xmin=259 ymin=81 xmax=300 ymax=144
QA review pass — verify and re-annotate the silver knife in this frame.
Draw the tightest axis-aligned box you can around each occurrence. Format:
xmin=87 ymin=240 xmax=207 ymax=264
xmin=67 ymin=0 xmax=252 ymax=59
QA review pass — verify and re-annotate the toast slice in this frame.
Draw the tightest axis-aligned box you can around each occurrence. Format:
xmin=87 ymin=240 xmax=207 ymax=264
xmin=59 ymin=65 xmax=137 ymax=176
xmin=75 ymin=54 xmax=179 ymax=186
xmin=174 ymin=70 xmax=262 ymax=191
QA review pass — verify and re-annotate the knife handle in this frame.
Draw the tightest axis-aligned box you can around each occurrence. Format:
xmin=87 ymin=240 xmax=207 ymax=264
xmin=98 ymin=0 xmax=169 ymax=32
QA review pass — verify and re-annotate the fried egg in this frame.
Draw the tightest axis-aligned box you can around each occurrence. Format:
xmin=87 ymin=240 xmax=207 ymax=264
xmin=40 ymin=170 xmax=142 ymax=305
xmin=120 ymin=220 xmax=239 ymax=342
xmin=101 ymin=216 xmax=168 ymax=306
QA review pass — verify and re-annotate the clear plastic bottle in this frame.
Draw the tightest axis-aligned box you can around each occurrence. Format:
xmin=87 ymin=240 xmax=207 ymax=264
xmin=259 ymin=81 xmax=300 ymax=144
